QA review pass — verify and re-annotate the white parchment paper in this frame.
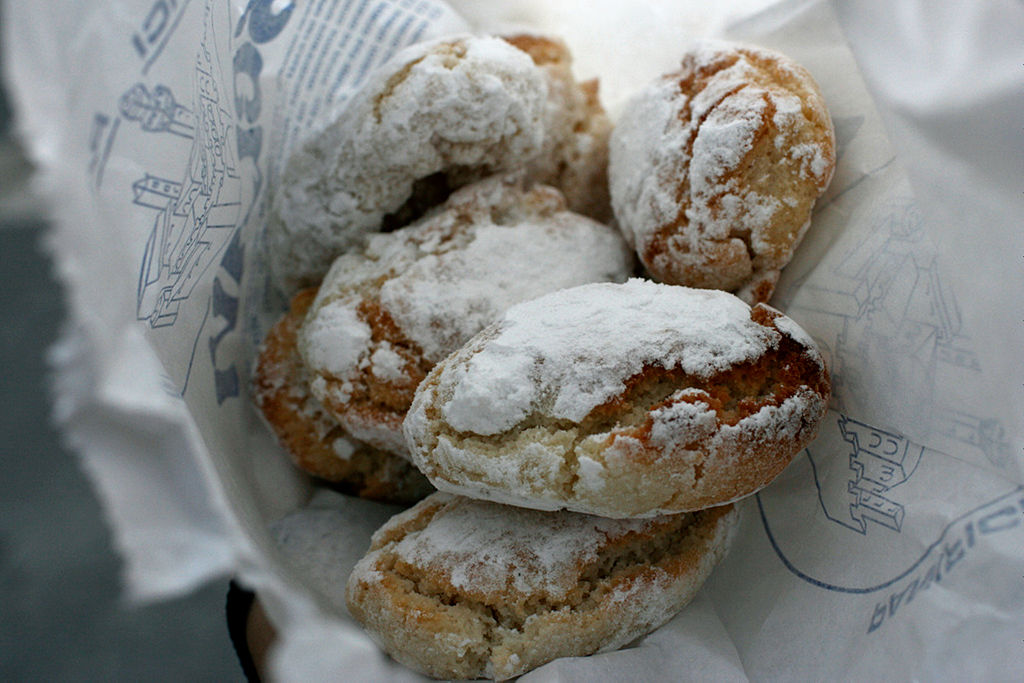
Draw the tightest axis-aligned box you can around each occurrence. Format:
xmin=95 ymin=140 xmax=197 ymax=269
xmin=4 ymin=0 xmax=1022 ymax=679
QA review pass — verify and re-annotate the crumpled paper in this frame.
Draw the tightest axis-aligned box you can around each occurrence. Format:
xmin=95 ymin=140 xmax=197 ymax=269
xmin=4 ymin=0 xmax=1022 ymax=679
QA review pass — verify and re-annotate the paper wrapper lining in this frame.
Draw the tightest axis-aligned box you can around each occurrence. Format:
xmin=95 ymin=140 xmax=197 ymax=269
xmin=5 ymin=0 xmax=1022 ymax=679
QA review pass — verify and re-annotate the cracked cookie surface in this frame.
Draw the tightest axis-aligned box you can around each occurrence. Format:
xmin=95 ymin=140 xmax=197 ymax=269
xmin=269 ymin=33 xmax=616 ymax=290
xmin=609 ymin=41 xmax=835 ymax=304
xmin=346 ymin=492 xmax=738 ymax=680
xmin=404 ymin=279 xmax=830 ymax=517
xmin=252 ymin=288 xmax=433 ymax=504
xmin=269 ymin=35 xmax=548 ymax=289
xmin=298 ymin=175 xmax=633 ymax=457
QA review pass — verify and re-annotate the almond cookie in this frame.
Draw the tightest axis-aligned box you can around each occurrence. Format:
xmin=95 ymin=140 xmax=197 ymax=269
xmin=346 ymin=492 xmax=738 ymax=680
xmin=269 ymin=35 xmax=548 ymax=289
xmin=252 ymin=288 xmax=433 ymax=504
xmin=298 ymin=175 xmax=633 ymax=457
xmin=270 ymin=34 xmax=612 ymax=290
xmin=504 ymin=34 xmax=613 ymax=223
xmin=609 ymin=41 xmax=836 ymax=304
xmin=404 ymin=279 xmax=830 ymax=518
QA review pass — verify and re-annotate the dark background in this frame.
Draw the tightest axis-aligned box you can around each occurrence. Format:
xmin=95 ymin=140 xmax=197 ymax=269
xmin=0 ymin=13 xmax=244 ymax=681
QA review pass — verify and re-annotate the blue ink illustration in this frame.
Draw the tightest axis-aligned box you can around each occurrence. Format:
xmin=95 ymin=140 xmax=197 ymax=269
xmin=123 ymin=1 xmax=448 ymax=402
xmin=757 ymin=482 xmax=1024 ymax=634
xmin=120 ymin=83 xmax=195 ymax=137
xmin=755 ymin=184 xmax=1018 ymax=632
xmin=781 ymin=198 xmax=1010 ymax=468
xmin=837 ymin=416 xmax=923 ymax=534
xmin=208 ymin=228 xmax=244 ymax=405
xmin=88 ymin=113 xmax=119 ymax=188
xmin=934 ymin=410 xmax=1008 ymax=471
xmin=133 ymin=75 xmax=241 ymax=329
xmin=235 ymin=0 xmax=295 ymax=43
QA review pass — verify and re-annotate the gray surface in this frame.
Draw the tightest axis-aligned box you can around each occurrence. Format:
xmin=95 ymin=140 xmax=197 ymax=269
xmin=0 ymin=44 xmax=244 ymax=683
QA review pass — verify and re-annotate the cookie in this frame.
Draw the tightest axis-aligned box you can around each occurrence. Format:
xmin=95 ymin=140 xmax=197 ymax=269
xmin=346 ymin=492 xmax=738 ymax=680
xmin=298 ymin=174 xmax=633 ymax=456
xmin=252 ymin=288 xmax=433 ymax=504
xmin=269 ymin=34 xmax=613 ymax=290
xmin=609 ymin=41 xmax=836 ymax=304
xmin=504 ymin=34 xmax=613 ymax=222
xmin=404 ymin=279 xmax=830 ymax=518
xmin=268 ymin=35 xmax=548 ymax=289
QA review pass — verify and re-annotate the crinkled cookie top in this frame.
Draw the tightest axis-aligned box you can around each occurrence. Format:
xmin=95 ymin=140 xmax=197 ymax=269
xmin=609 ymin=41 xmax=835 ymax=302
xmin=269 ymin=35 xmax=550 ymax=289
xmin=438 ymin=278 xmax=784 ymax=435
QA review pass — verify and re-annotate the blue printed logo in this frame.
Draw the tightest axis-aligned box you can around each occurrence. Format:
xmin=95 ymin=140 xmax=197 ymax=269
xmin=757 ymin=413 xmax=1022 ymax=634
xmin=132 ymin=0 xmax=192 ymax=73
xmin=832 ymin=416 xmax=923 ymax=534
xmin=754 ymin=185 xmax=1019 ymax=634
xmin=205 ymin=0 xmax=295 ymax=403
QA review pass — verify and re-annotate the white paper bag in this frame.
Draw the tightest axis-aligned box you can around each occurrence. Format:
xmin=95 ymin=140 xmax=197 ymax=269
xmin=5 ymin=0 xmax=1021 ymax=679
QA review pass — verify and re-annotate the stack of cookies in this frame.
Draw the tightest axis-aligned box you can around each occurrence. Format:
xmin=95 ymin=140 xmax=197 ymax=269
xmin=254 ymin=33 xmax=835 ymax=681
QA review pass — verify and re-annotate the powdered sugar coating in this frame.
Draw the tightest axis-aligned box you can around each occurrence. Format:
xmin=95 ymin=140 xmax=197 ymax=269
xmin=502 ymin=34 xmax=614 ymax=222
xmin=609 ymin=40 xmax=835 ymax=304
xmin=772 ymin=312 xmax=822 ymax=363
xmin=391 ymin=493 xmax=660 ymax=598
xmin=346 ymin=492 xmax=739 ymax=679
xmin=377 ymin=215 xmax=631 ymax=364
xmin=645 ymin=390 xmax=720 ymax=451
xmin=298 ymin=176 xmax=633 ymax=455
xmin=250 ymin=288 xmax=432 ymax=502
xmin=440 ymin=279 xmax=776 ymax=433
xmin=301 ymin=300 xmax=371 ymax=379
xmin=269 ymin=35 xmax=549 ymax=289
xmin=405 ymin=279 xmax=831 ymax=517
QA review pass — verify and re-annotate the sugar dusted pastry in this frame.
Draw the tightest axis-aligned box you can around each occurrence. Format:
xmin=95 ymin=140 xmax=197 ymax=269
xmin=346 ymin=492 xmax=738 ymax=680
xmin=404 ymin=279 xmax=830 ymax=518
xmin=298 ymin=175 xmax=633 ymax=457
xmin=269 ymin=35 xmax=548 ymax=289
xmin=609 ymin=41 xmax=836 ymax=304
xmin=504 ymin=34 xmax=613 ymax=222
xmin=252 ymin=288 xmax=433 ymax=504
xmin=270 ymin=33 xmax=614 ymax=290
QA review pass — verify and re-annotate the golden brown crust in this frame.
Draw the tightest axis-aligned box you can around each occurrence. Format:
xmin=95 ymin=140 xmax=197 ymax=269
xmin=300 ymin=175 xmax=633 ymax=457
xmin=503 ymin=34 xmax=613 ymax=223
xmin=610 ymin=42 xmax=836 ymax=304
xmin=501 ymin=34 xmax=567 ymax=66
xmin=404 ymin=282 xmax=830 ymax=518
xmin=309 ymin=297 xmax=431 ymax=455
xmin=346 ymin=493 xmax=738 ymax=680
xmin=252 ymin=288 xmax=432 ymax=504
xmin=590 ymin=305 xmax=828 ymax=429
xmin=581 ymin=303 xmax=829 ymax=511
